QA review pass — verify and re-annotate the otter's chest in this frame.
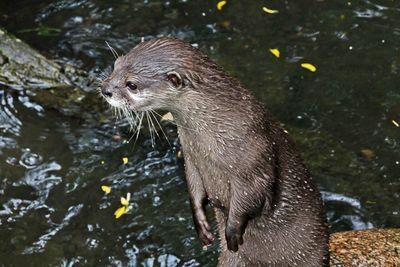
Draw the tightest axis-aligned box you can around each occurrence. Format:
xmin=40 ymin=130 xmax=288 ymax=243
xmin=178 ymin=131 xmax=233 ymax=204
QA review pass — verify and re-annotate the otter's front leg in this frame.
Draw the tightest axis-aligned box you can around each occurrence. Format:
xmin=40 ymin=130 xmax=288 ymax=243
xmin=225 ymin=171 xmax=274 ymax=252
xmin=184 ymin=154 xmax=215 ymax=247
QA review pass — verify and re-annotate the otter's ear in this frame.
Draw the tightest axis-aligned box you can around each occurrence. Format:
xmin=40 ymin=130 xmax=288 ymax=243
xmin=167 ymin=71 xmax=183 ymax=88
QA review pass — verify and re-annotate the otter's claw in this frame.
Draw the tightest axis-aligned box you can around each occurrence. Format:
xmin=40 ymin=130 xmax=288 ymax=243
xmin=196 ymin=218 xmax=215 ymax=246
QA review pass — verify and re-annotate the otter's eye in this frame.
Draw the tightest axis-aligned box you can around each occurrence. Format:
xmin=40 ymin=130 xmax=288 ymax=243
xmin=126 ymin=81 xmax=137 ymax=91
xmin=167 ymin=71 xmax=183 ymax=88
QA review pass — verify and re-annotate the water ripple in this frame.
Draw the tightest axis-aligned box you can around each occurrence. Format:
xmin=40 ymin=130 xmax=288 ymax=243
xmin=0 ymin=90 xmax=22 ymax=136
xmin=19 ymin=149 xmax=43 ymax=169
xmin=35 ymin=0 xmax=90 ymax=22
xmin=14 ymin=161 xmax=62 ymax=201
xmin=23 ymin=204 xmax=83 ymax=254
xmin=322 ymin=191 xmax=374 ymax=230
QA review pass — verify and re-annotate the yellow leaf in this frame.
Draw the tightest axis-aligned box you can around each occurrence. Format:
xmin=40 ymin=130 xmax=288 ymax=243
xmin=120 ymin=197 xmax=129 ymax=206
xmin=122 ymin=157 xmax=128 ymax=164
xmin=269 ymin=48 xmax=280 ymax=58
xmin=161 ymin=112 xmax=174 ymax=122
xmin=114 ymin=206 xmax=127 ymax=219
xmin=101 ymin=185 xmax=111 ymax=194
xmin=392 ymin=120 xmax=399 ymax=127
xmin=262 ymin=6 xmax=279 ymax=14
xmin=301 ymin=63 xmax=317 ymax=72
xmin=120 ymin=193 xmax=130 ymax=206
xmin=217 ymin=1 xmax=227 ymax=10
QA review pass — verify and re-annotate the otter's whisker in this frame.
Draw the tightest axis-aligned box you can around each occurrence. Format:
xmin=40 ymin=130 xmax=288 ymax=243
xmin=105 ymin=41 xmax=119 ymax=59
xmin=122 ymin=105 xmax=138 ymax=132
xmin=131 ymin=112 xmax=144 ymax=146
xmin=123 ymin=108 xmax=141 ymax=147
xmin=145 ymin=111 xmax=156 ymax=148
xmin=114 ymin=107 xmax=121 ymax=124
xmin=128 ymin=108 xmax=140 ymax=126
xmin=151 ymin=110 xmax=198 ymax=133
xmin=148 ymin=110 xmax=163 ymax=145
xmin=149 ymin=110 xmax=171 ymax=146
xmin=117 ymin=107 xmax=122 ymax=120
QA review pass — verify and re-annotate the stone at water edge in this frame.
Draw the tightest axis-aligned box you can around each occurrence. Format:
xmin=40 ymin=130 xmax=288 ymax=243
xmin=0 ymin=27 xmax=71 ymax=89
xmin=0 ymin=27 xmax=106 ymax=120
xmin=329 ymin=228 xmax=400 ymax=266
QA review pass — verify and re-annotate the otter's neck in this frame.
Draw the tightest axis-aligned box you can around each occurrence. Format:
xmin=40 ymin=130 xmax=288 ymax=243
xmin=172 ymin=89 xmax=251 ymax=134
xmin=170 ymin=87 xmax=269 ymax=150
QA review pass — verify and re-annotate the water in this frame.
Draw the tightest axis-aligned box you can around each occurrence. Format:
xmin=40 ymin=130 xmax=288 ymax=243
xmin=0 ymin=0 xmax=399 ymax=266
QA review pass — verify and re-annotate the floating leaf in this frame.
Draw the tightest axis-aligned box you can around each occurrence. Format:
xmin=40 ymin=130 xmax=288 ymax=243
xmin=114 ymin=206 xmax=127 ymax=219
xmin=262 ymin=6 xmax=279 ymax=14
xmin=301 ymin=63 xmax=317 ymax=72
xmin=221 ymin=20 xmax=231 ymax=29
xmin=101 ymin=185 xmax=111 ymax=194
xmin=120 ymin=192 xmax=131 ymax=206
xmin=217 ymin=1 xmax=227 ymax=10
xmin=269 ymin=48 xmax=280 ymax=58
xmin=361 ymin=149 xmax=375 ymax=160
xmin=112 ymin=135 xmax=121 ymax=141
xmin=18 ymin=26 xmax=62 ymax=36
xmin=392 ymin=120 xmax=399 ymax=127
xmin=122 ymin=157 xmax=128 ymax=164
xmin=161 ymin=112 xmax=174 ymax=122
xmin=120 ymin=197 xmax=129 ymax=206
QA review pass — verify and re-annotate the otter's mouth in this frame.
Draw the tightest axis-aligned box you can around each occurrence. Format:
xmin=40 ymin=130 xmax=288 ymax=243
xmin=103 ymin=96 xmax=123 ymax=108
xmin=100 ymin=89 xmax=167 ymax=148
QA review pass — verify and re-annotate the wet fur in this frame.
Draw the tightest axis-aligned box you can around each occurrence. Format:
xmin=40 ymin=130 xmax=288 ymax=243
xmin=101 ymin=37 xmax=329 ymax=266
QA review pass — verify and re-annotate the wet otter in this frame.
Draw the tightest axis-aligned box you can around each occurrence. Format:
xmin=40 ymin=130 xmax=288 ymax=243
xmin=101 ymin=37 xmax=329 ymax=266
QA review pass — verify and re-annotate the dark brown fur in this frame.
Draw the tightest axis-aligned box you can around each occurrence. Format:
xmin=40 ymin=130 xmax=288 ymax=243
xmin=101 ymin=37 xmax=329 ymax=266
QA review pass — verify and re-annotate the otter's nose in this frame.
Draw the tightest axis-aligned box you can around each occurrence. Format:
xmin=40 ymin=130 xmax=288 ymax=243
xmin=101 ymin=87 xmax=113 ymax=98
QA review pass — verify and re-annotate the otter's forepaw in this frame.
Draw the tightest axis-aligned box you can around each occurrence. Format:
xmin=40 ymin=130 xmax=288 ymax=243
xmin=225 ymin=223 xmax=244 ymax=252
xmin=194 ymin=216 xmax=215 ymax=246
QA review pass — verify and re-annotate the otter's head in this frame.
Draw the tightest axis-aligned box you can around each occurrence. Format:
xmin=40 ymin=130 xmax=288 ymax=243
xmin=100 ymin=37 xmax=212 ymax=113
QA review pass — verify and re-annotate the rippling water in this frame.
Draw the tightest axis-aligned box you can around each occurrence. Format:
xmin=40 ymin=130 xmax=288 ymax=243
xmin=0 ymin=0 xmax=399 ymax=266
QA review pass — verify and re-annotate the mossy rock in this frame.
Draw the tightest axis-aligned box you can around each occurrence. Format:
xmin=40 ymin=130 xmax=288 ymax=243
xmin=0 ymin=27 xmax=71 ymax=89
xmin=0 ymin=27 xmax=107 ymax=121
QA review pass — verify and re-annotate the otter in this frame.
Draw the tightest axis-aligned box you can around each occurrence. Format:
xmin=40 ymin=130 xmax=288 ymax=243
xmin=100 ymin=37 xmax=329 ymax=267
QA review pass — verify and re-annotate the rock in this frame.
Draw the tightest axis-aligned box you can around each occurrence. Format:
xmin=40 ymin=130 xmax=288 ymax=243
xmin=329 ymin=228 xmax=400 ymax=266
xmin=0 ymin=27 xmax=71 ymax=89
xmin=0 ymin=27 xmax=106 ymax=121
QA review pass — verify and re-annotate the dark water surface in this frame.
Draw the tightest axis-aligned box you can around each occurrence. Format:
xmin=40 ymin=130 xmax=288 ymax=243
xmin=0 ymin=0 xmax=399 ymax=266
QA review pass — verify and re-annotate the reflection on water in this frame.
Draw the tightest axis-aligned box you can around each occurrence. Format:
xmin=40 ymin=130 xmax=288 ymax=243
xmin=0 ymin=0 xmax=399 ymax=266
xmin=0 ymin=90 xmax=22 ymax=135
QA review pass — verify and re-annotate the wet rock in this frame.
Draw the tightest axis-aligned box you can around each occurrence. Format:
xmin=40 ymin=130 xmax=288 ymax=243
xmin=0 ymin=27 xmax=106 ymax=121
xmin=0 ymin=27 xmax=71 ymax=89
